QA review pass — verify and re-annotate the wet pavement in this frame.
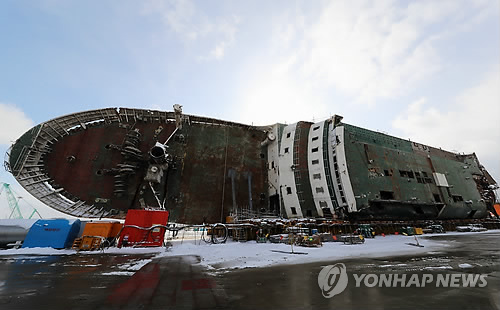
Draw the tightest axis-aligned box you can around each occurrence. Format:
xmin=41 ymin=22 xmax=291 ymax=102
xmin=0 ymin=254 xmax=226 ymax=310
xmin=222 ymin=232 xmax=500 ymax=309
xmin=0 ymin=231 xmax=499 ymax=310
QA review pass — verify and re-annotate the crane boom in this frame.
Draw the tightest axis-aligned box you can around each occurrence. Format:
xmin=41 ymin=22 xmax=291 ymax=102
xmin=1 ymin=182 xmax=38 ymax=219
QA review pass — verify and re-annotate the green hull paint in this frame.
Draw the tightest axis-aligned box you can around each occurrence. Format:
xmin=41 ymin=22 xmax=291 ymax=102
xmin=342 ymin=123 xmax=488 ymax=220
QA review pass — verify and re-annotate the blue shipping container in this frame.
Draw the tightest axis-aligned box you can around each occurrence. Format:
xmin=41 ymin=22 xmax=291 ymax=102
xmin=22 ymin=219 xmax=81 ymax=249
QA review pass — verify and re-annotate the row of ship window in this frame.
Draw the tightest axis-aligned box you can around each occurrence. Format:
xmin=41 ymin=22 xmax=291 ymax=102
xmin=283 ymin=147 xmax=320 ymax=153
xmin=285 ymin=127 xmax=320 ymax=139
xmin=282 ymin=129 xmax=342 ymax=208
xmin=385 ymin=169 xmax=434 ymax=184
xmin=286 ymin=185 xmax=324 ymax=194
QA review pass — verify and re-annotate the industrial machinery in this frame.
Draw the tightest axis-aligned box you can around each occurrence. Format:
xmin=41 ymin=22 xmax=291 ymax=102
xmin=0 ymin=182 xmax=41 ymax=219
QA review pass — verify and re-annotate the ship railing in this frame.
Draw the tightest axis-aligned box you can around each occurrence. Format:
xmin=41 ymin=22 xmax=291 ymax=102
xmin=232 ymin=206 xmax=280 ymax=221
xmin=3 ymin=145 xmax=13 ymax=173
xmin=5 ymin=145 xmax=29 ymax=176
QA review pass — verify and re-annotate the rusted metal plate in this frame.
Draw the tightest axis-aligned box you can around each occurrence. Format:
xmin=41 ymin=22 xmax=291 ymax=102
xmin=42 ymin=118 xmax=267 ymax=224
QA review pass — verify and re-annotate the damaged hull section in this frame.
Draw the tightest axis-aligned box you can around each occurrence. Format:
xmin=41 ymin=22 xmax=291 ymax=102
xmin=5 ymin=108 xmax=497 ymax=223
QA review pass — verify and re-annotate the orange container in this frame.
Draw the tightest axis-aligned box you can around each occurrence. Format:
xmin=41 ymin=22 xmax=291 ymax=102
xmin=493 ymin=204 xmax=500 ymax=217
xmin=80 ymin=236 xmax=102 ymax=250
xmin=82 ymin=222 xmax=123 ymax=238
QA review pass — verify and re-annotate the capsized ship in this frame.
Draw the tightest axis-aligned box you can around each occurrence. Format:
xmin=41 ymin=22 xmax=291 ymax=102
xmin=5 ymin=107 xmax=498 ymax=224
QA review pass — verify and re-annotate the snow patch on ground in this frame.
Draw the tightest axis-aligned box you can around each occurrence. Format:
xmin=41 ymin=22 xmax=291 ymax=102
xmin=0 ymin=247 xmax=76 ymax=256
xmin=423 ymin=266 xmax=453 ymax=270
xmin=101 ymin=271 xmax=135 ymax=276
xmin=379 ymin=263 xmax=408 ymax=268
xmin=116 ymin=259 xmax=153 ymax=271
xmin=0 ymin=230 xmax=497 ymax=273
xmin=158 ymin=235 xmax=445 ymax=271
xmin=423 ymin=230 xmax=497 ymax=237
xmin=84 ymin=247 xmax=164 ymax=255
xmin=0 ymin=246 xmax=164 ymax=256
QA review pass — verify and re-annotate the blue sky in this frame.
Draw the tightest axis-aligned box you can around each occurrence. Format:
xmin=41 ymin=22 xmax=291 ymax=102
xmin=0 ymin=0 xmax=499 ymax=218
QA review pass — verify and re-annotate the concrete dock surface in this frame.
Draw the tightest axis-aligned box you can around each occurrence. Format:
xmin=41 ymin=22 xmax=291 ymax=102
xmin=0 ymin=232 xmax=499 ymax=309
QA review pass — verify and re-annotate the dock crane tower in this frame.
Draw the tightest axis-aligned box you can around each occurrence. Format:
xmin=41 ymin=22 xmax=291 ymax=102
xmin=0 ymin=182 xmax=41 ymax=219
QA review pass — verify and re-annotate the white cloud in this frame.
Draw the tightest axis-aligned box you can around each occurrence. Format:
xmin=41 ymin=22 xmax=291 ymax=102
xmin=0 ymin=104 xmax=62 ymax=219
xmin=236 ymin=0 xmax=494 ymax=124
xmin=235 ymin=71 xmax=328 ymax=126
xmin=392 ymin=70 xmax=500 ymax=181
xmin=0 ymin=103 xmax=34 ymax=145
xmin=143 ymin=0 xmax=240 ymax=61
xmin=0 ymin=103 xmax=74 ymax=219
xmin=298 ymin=0 xmax=468 ymax=102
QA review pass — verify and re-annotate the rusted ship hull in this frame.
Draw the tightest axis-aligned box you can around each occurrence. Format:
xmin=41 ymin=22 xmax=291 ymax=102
xmin=6 ymin=108 xmax=267 ymax=223
xmin=5 ymin=108 xmax=498 ymax=223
